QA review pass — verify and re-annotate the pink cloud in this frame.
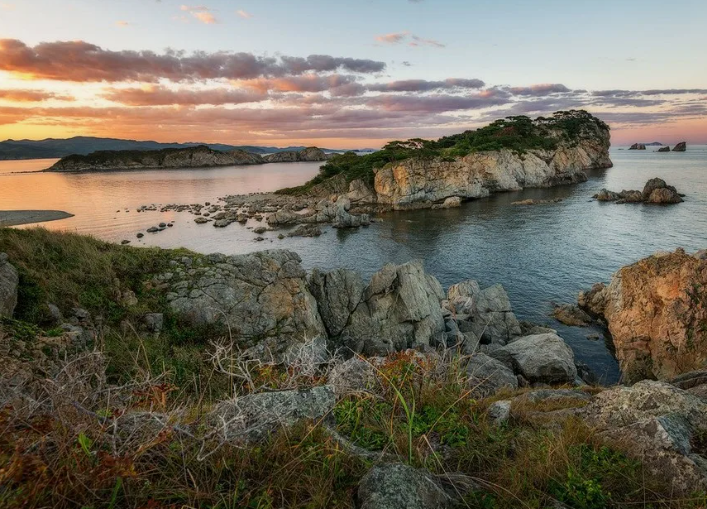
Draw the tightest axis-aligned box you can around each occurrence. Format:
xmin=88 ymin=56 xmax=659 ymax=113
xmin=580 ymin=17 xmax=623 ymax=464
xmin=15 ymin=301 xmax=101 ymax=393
xmin=236 ymin=9 xmax=252 ymax=19
xmin=180 ymin=5 xmax=217 ymax=24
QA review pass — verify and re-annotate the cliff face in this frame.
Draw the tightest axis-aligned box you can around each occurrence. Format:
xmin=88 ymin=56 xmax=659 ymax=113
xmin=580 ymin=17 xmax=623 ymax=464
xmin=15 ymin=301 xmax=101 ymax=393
xmin=579 ymin=249 xmax=707 ymax=382
xmin=47 ymin=145 xmax=265 ymax=172
xmin=263 ymin=147 xmax=328 ymax=163
xmin=374 ymin=128 xmax=612 ymax=209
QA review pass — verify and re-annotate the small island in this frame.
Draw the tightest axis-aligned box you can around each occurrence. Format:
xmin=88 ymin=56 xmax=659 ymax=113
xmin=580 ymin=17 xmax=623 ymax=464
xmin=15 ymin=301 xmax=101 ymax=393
xmin=45 ymin=145 xmax=330 ymax=172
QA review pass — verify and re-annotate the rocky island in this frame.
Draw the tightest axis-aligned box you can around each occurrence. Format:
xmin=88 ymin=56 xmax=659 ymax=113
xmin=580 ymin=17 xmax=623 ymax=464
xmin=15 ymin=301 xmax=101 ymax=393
xmin=594 ymin=177 xmax=684 ymax=204
xmin=45 ymin=145 xmax=329 ymax=172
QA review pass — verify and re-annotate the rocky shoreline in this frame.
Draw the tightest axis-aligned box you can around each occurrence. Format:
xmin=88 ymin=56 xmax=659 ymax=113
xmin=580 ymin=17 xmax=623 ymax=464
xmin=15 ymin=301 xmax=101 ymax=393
xmin=0 ymin=209 xmax=74 ymax=227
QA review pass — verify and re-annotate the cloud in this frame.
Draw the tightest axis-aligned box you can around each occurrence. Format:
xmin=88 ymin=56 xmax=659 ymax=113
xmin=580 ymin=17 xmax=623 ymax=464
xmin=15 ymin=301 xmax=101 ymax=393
xmin=368 ymin=78 xmax=485 ymax=93
xmin=508 ymin=84 xmax=571 ymax=96
xmin=240 ymin=74 xmax=363 ymax=95
xmin=236 ymin=9 xmax=252 ymax=18
xmin=101 ymin=85 xmax=266 ymax=106
xmin=180 ymin=5 xmax=217 ymax=24
xmin=376 ymin=31 xmax=409 ymax=44
xmin=115 ymin=21 xmax=130 ymax=27
xmin=0 ymin=89 xmax=73 ymax=102
xmin=0 ymin=39 xmax=387 ymax=82
xmin=375 ymin=31 xmax=445 ymax=48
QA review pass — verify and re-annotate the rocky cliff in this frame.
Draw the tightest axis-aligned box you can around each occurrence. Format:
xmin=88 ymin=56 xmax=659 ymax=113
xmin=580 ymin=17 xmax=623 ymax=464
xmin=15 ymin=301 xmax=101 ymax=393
xmin=374 ymin=120 xmax=612 ymax=210
xmin=579 ymin=249 xmax=707 ymax=382
xmin=263 ymin=147 xmax=329 ymax=163
xmin=46 ymin=145 xmax=330 ymax=172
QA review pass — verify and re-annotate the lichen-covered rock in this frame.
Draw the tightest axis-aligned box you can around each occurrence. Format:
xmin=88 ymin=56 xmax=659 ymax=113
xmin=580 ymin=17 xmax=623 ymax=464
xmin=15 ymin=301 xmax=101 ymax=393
xmin=209 ymin=386 xmax=335 ymax=443
xmin=327 ymin=357 xmax=377 ymax=395
xmin=445 ymin=281 xmax=521 ymax=345
xmin=329 ymin=261 xmax=446 ymax=355
xmin=358 ymin=463 xmax=451 ymax=509
xmin=0 ymin=253 xmax=18 ymax=318
xmin=466 ymin=353 xmax=518 ymax=396
xmin=160 ymin=250 xmax=326 ymax=361
xmin=580 ymin=249 xmax=707 ymax=382
xmin=583 ymin=381 xmax=707 ymax=494
xmin=499 ymin=333 xmax=577 ymax=384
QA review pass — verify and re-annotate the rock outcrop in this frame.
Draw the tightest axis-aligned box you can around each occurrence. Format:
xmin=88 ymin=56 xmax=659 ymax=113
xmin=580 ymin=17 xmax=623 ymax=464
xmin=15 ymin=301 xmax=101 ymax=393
xmin=629 ymin=143 xmax=647 ymax=150
xmin=673 ymin=141 xmax=687 ymax=152
xmin=263 ymin=147 xmax=329 ymax=163
xmin=47 ymin=145 xmax=265 ymax=172
xmin=312 ymin=261 xmax=446 ymax=356
xmin=594 ymin=178 xmax=683 ymax=204
xmin=657 ymin=146 xmax=671 ymax=152
xmin=0 ymin=253 xmax=18 ymax=318
xmin=579 ymin=249 xmax=707 ymax=382
xmin=357 ymin=463 xmax=452 ymax=509
xmin=372 ymin=113 xmax=612 ymax=210
xmin=583 ymin=381 xmax=707 ymax=494
xmin=495 ymin=333 xmax=577 ymax=384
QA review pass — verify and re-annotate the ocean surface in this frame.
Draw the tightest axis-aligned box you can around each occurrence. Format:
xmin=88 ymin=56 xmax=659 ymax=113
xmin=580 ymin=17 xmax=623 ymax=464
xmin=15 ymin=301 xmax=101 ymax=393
xmin=3 ymin=146 xmax=707 ymax=383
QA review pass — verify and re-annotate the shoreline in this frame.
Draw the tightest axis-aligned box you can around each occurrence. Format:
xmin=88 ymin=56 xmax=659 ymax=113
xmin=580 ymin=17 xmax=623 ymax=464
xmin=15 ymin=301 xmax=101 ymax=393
xmin=0 ymin=210 xmax=74 ymax=227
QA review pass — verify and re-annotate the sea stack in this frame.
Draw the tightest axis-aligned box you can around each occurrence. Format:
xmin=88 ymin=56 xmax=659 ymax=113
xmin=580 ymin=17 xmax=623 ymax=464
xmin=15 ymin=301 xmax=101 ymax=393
xmin=673 ymin=141 xmax=687 ymax=152
xmin=628 ymin=143 xmax=646 ymax=150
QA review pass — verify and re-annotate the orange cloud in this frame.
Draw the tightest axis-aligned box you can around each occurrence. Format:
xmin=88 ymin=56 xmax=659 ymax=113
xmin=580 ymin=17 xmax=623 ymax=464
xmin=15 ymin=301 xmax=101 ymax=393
xmin=180 ymin=5 xmax=217 ymax=24
xmin=0 ymin=89 xmax=73 ymax=102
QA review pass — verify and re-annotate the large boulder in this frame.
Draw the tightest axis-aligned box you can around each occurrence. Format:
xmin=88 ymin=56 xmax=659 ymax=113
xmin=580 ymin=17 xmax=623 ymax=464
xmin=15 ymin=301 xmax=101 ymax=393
xmin=445 ymin=281 xmax=521 ymax=345
xmin=642 ymin=178 xmax=683 ymax=204
xmin=159 ymin=251 xmax=327 ymax=361
xmin=583 ymin=381 xmax=707 ymax=494
xmin=208 ymin=386 xmax=335 ymax=443
xmin=358 ymin=463 xmax=451 ymax=509
xmin=579 ymin=249 xmax=707 ymax=382
xmin=331 ymin=261 xmax=446 ymax=355
xmin=0 ymin=253 xmax=19 ymax=318
xmin=466 ymin=353 xmax=518 ymax=396
xmin=498 ymin=333 xmax=577 ymax=384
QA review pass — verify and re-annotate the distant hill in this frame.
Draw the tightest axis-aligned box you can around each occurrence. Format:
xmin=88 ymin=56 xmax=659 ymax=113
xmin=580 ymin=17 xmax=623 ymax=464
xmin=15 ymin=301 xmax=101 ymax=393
xmin=644 ymin=142 xmax=664 ymax=146
xmin=0 ymin=136 xmax=349 ymax=160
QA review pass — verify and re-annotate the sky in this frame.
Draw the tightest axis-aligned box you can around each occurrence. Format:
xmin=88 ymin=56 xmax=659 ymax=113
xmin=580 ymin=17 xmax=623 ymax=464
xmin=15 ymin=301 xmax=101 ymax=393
xmin=0 ymin=0 xmax=705 ymax=148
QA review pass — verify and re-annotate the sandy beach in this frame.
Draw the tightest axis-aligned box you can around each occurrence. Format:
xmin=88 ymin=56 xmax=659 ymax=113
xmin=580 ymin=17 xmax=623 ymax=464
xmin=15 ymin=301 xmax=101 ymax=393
xmin=0 ymin=210 xmax=74 ymax=227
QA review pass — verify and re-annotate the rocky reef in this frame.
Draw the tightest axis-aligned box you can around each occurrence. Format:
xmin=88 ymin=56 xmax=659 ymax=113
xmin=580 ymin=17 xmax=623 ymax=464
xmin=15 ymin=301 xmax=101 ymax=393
xmin=579 ymin=248 xmax=707 ymax=382
xmin=45 ymin=145 xmax=328 ymax=172
xmin=594 ymin=177 xmax=684 ymax=204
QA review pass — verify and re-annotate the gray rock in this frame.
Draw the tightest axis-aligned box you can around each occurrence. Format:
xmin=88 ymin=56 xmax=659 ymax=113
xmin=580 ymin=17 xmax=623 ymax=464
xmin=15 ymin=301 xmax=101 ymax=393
xmin=163 ymin=250 xmax=326 ymax=362
xmin=209 ymin=386 xmax=335 ymax=443
xmin=0 ymin=253 xmax=19 ymax=318
xmin=487 ymin=400 xmax=512 ymax=426
xmin=499 ymin=333 xmax=577 ymax=384
xmin=445 ymin=281 xmax=521 ymax=345
xmin=327 ymin=357 xmax=377 ymax=395
xmin=309 ymin=268 xmax=365 ymax=337
xmin=466 ymin=353 xmax=518 ymax=396
xmin=288 ymin=224 xmax=322 ymax=237
xmin=46 ymin=303 xmax=63 ymax=324
xmin=358 ymin=463 xmax=451 ymax=509
xmin=143 ymin=313 xmax=164 ymax=333
xmin=336 ymin=261 xmax=446 ymax=355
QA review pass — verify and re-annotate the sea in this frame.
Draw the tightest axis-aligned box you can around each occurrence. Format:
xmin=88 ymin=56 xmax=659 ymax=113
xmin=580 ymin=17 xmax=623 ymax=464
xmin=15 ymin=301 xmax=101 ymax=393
xmin=3 ymin=145 xmax=707 ymax=383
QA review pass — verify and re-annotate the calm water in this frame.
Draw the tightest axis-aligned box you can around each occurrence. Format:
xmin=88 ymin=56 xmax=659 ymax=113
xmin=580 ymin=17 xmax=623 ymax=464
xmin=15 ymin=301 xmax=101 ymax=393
xmin=3 ymin=146 xmax=707 ymax=383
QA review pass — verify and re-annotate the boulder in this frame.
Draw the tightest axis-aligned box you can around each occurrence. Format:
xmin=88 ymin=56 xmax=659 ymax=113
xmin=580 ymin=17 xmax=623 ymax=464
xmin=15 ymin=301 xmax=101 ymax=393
xmin=594 ymin=189 xmax=621 ymax=202
xmin=646 ymin=187 xmax=683 ymax=204
xmin=208 ymin=386 xmax=335 ymax=443
xmin=358 ymin=463 xmax=451 ymax=509
xmin=499 ymin=333 xmax=577 ymax=384
xmin=161 ymin=250 xmax=327 ymax=362
xmin=431 ymin=196 xmax=462 ymax=209
xmin=618 ymin=190 xmax=644 ymax=203
xmin=673 ymin=141 xmax=687 ymax=152
xmin=0 ymin=253 xmax=19 ymax=318
xmin=333 ymin=261 xmax=446 ymax=355
xmin=552 ymin=304 xmax=592 ymax=327
xmin=466 ymin=353 xmax=518 ymax=396
xmin=445 ymin=281 xmax=521 ymax=345
xmin=309 ymin=268 xmax=365 ymax=337
xmin=583 ymin=381 xmax=707 ymax=494
xmin=487 ymin=400 xmax=512 ymax=426
xmin=580 ymin=249 xmax=707 ymax=381
xmin=288 ymin=224 xmax=322 ymax=237
xmin=327 ymin=357 xmax=377 ymax=396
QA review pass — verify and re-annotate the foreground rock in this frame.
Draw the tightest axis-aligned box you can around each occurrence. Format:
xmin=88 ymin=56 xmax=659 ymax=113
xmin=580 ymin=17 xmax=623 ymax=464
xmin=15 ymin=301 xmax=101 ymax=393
xmin=208 ymin=386 xmax=335 ymax=443
xmin=358 ymin=463 xmax=451 ymax=509
xmin=375 ymin=113 xmax=611 ymax=210
xmin=579 ymin=248 xmax=707 ymax=382
xmin=496 ymin=333 xmax=577 ymax=384
xmin=594 ymin=178 xmax=683 ymax=204
xmin=583 ymin=381 xmax=707 ymax=494
xmin=0 ymin=253 xmax=18 ymax=318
